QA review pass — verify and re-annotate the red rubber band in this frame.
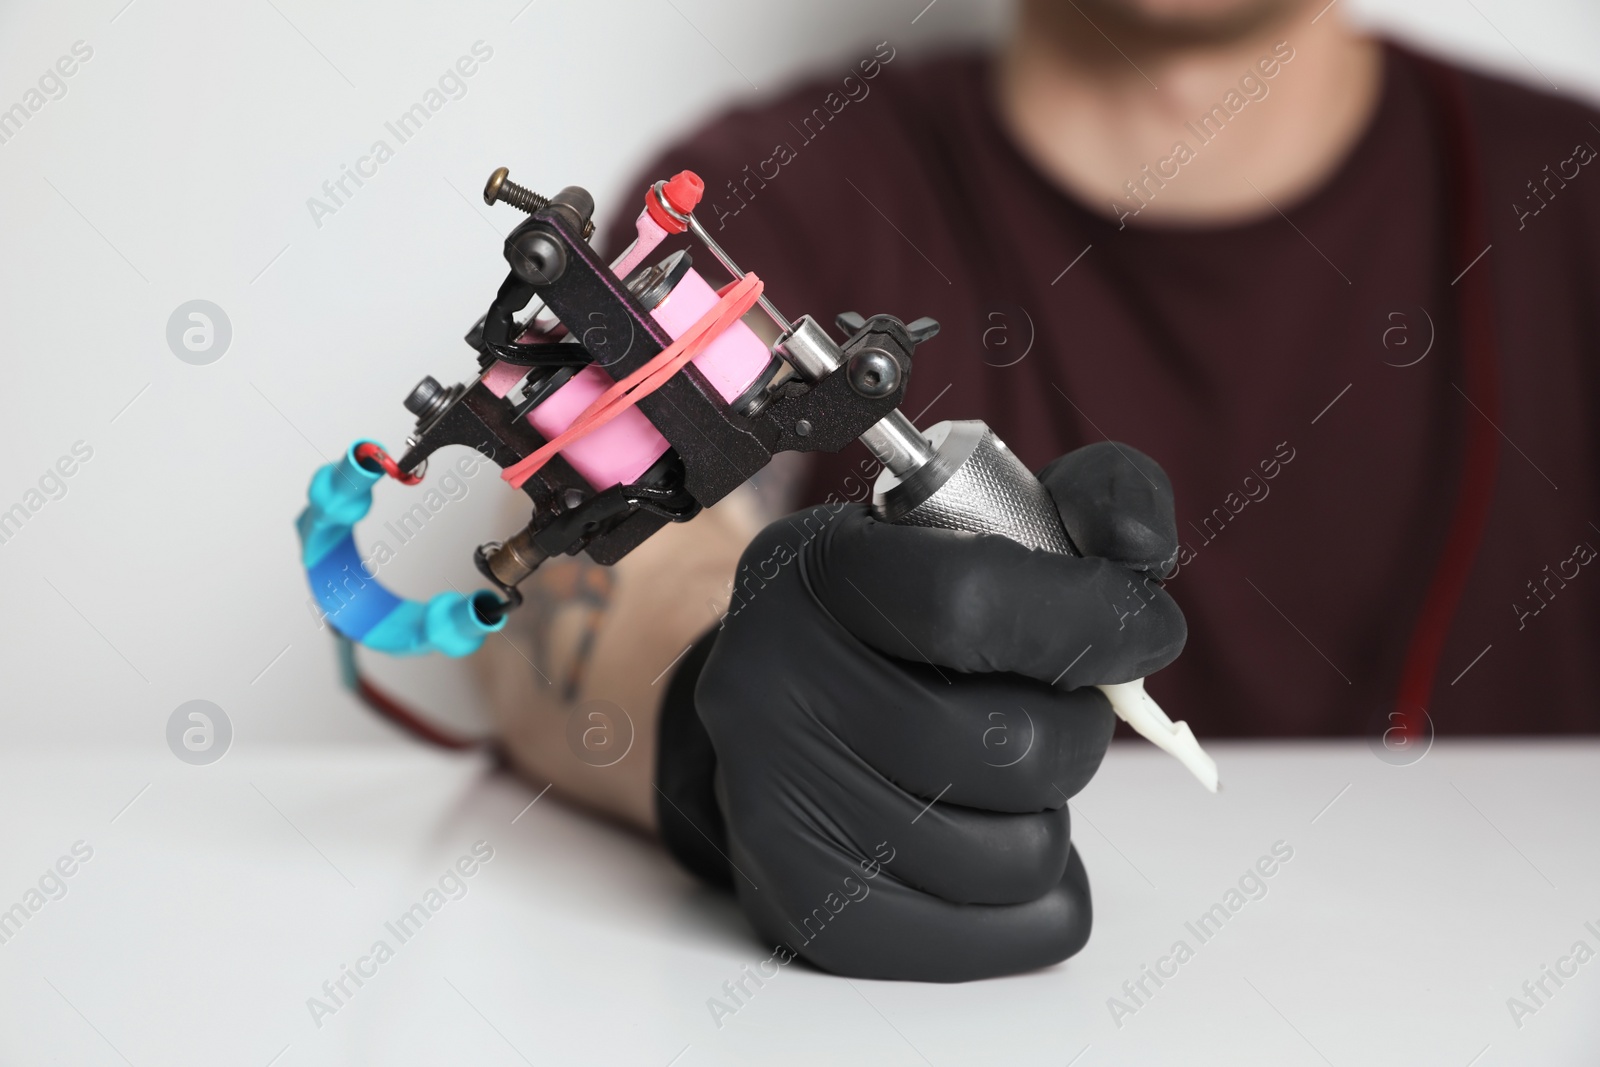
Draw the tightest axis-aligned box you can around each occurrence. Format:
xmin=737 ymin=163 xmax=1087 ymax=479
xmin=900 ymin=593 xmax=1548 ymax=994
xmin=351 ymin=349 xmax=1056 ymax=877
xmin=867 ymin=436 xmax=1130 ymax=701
xmin=355 ymin=442 xmax=422 ymax=486
xmin=501 ymin=273 xmax=764 ymax=489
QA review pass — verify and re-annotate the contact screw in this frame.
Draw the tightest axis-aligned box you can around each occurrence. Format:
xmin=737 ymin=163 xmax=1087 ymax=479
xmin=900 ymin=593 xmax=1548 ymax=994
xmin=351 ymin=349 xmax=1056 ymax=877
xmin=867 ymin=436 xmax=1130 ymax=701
xmin=484 ymin=167 xmax=549 ymax=213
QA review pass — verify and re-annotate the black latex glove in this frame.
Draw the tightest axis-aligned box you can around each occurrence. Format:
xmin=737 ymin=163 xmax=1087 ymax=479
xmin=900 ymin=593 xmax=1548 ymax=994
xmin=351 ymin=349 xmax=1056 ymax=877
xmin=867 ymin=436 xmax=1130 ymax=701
xmin=659 ymin=442 xmax=1185 ymax=982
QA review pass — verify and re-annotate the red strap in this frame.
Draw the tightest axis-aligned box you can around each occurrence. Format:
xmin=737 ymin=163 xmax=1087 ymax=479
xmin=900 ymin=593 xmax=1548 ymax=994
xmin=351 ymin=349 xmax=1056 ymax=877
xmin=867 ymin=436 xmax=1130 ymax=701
xmin=1392 ymin=52 xmax=1501 ymax=736
xmin=502 ymin=273 xmax=764 ymax=489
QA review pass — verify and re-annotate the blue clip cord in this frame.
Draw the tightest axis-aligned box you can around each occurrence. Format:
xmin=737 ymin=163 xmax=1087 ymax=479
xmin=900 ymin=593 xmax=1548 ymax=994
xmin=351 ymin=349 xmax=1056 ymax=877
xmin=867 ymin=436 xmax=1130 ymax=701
xmin=296 ymin=441 xmax=505 ymax=657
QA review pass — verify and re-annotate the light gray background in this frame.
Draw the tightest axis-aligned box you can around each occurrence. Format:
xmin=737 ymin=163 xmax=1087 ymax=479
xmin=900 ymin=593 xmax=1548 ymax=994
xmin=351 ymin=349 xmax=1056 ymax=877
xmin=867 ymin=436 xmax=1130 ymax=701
xmin=0 ymin=0 xmax=1594 ymax=747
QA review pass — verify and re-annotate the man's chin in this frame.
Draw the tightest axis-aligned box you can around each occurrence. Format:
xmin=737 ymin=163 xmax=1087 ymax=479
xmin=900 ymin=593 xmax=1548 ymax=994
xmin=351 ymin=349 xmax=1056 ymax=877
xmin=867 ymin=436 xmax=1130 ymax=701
xmin=1052 ymin=0 xmax=1304 ymax=48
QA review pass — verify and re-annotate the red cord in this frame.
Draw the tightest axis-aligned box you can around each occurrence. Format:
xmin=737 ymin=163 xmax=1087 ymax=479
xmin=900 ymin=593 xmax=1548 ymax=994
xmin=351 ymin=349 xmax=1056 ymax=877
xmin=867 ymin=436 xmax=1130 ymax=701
xmin=343 ymin=445 xmax=480 ymax=745
xmin=355 ymin=441 xmax=423 ymax=485
xmin=1391 ymin=52 xmax=1502 ymax=738
xmin=335 ymin=634 xmax=484 ymax=750
xmin=352 ymin=671 xmax=483 ymax=750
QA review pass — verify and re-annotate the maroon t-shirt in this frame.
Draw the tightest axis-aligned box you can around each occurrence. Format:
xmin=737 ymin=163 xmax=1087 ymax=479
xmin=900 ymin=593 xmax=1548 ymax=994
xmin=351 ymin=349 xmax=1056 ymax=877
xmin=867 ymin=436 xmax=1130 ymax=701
xmin=606 ymin=42 xmax=1600 ymax=737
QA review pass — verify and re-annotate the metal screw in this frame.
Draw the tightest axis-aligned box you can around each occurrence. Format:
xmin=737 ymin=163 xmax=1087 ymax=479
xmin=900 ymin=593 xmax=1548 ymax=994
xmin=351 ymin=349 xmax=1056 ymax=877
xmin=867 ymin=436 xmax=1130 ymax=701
xmin=795 ymin=419 xmax=813 ymax=437
xmin=846 ymin=347 xmax=901 ymax=399
xmin=484 ymin=167 xmax=550 ymax=214
xmin=404 ymin=375 xmax=447 ymax=419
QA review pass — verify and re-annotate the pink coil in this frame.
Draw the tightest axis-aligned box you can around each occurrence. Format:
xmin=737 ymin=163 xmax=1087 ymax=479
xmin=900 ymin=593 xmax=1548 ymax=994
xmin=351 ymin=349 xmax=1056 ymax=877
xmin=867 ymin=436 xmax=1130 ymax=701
xmin=487 ymin=250 xmax=772 ymax=491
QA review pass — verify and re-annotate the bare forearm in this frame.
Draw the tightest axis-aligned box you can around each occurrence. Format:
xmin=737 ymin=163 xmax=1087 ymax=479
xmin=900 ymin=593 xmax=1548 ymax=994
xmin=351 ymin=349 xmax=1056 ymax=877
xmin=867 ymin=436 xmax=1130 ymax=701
xmin=475 ymin=488 xmax=768 ymax=831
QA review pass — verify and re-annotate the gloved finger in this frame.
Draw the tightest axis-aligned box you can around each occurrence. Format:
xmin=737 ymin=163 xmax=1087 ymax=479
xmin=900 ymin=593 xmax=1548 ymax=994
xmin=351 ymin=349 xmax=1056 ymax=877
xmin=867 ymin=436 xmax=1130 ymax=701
xmin=730 ymin=724 xmax=1076 ymax=905
xmin=700 ymin=655 xmax=1078 ymax=905
xmin=877 ymin=798 xmax=1073 ymax=906
xmin=700 ymin=591 xmax=1113 ymax=819
xmin=1039 ymin=441 xmax=1179 ymax=576
xmin=805 ymin=507 xmax=1186 ymax=687
xmin=804 ymin=633 xmax=1115 ymax=813
xmin=707 ymin=557 xmax=1116 ymax=812
xmin=728 ymin=824 xmax=1094 ymax=982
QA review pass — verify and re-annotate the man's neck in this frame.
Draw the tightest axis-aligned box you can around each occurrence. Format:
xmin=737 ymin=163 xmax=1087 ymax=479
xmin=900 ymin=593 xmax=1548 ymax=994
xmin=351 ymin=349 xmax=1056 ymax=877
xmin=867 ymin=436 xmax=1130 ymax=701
xmin=996 ymin=2 xmax=1383 ymax=226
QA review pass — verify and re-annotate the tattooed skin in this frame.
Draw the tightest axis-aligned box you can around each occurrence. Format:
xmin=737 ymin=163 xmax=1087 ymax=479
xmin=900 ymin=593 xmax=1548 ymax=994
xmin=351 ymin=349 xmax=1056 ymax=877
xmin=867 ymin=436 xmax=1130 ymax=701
xmin=476 ymin=470 xmax=811 ymax=831
xmin=522 ymin=556 xmax=616 ymax=704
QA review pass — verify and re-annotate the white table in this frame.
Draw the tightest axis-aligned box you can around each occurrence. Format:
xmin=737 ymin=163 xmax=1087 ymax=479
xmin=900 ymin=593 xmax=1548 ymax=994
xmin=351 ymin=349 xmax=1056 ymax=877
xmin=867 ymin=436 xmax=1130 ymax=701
xmin=1 ymin=740 xmax=1595 ymax=1066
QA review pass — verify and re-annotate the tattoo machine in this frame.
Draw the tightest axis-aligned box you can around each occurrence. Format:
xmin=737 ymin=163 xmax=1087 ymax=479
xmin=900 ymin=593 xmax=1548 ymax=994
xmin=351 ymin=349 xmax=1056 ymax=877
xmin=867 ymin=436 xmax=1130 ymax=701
xmin=295 ymin=167 xmax=1218 ymax=790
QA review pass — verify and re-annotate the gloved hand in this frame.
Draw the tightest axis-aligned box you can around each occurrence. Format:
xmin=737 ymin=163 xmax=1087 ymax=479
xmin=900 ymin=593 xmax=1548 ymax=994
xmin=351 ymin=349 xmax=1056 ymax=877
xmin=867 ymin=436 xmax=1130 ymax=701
xmin=656 ymin=442 xmax=1185 ymax=982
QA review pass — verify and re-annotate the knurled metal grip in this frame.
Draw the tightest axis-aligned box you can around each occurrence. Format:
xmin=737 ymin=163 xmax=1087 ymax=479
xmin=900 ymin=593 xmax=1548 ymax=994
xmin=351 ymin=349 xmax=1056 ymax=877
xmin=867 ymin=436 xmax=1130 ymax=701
xmin=872 ymin=420 xmax=1220 ymax=791
xmin=871 ymin=421 xmax=1075 ymax=556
